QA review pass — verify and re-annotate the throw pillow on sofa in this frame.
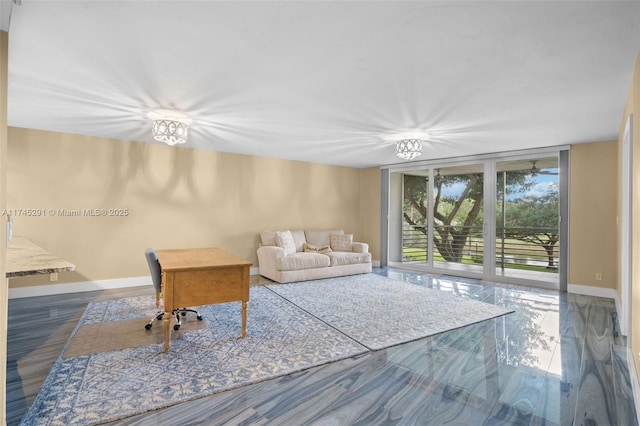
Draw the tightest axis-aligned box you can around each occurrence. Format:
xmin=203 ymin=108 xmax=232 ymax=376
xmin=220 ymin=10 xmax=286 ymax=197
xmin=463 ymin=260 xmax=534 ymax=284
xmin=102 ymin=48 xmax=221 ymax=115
xmin=303 ymin=243 xmax=333 ymax=254
xmin=330 ymin=233 xmax=353 ymax=252
xmin=276 ymin=230 xmax=296 ymax=255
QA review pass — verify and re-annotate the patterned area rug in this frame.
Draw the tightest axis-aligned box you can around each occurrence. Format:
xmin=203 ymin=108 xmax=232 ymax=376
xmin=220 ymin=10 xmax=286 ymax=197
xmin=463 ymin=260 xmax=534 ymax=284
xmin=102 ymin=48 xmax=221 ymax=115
xmin=267 ymin=274 xmax=514 ymax=350
xmin=19 ymin=286 xmax=368 ymax=426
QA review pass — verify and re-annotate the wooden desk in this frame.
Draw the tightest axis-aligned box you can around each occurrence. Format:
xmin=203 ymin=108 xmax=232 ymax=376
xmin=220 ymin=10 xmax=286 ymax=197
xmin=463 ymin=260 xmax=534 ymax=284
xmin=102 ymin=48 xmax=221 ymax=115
xmin=155 ymin=247 xmax=252 ymax=352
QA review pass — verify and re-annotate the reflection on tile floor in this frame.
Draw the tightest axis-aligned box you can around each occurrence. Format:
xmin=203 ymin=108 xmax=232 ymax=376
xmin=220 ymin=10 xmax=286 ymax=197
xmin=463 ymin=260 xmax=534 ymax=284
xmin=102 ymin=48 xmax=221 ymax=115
xmin=379 ymin=268 xmax=637 ymax=425
xmin=392 ymin=261 xmax=560 ymax=285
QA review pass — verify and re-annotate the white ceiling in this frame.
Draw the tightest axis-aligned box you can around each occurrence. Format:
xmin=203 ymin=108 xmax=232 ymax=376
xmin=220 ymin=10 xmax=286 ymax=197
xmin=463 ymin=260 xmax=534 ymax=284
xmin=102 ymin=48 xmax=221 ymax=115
xmin=4 ymin=1 xmax=640 ymax=168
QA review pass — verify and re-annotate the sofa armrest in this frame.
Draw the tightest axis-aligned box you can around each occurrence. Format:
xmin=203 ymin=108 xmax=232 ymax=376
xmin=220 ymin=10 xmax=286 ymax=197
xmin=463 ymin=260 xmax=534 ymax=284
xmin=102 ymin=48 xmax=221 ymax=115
xmin=352 ymin=242 xmax=369 ymax=253
xmin=257 ymin=245 xmax=286 ymax=280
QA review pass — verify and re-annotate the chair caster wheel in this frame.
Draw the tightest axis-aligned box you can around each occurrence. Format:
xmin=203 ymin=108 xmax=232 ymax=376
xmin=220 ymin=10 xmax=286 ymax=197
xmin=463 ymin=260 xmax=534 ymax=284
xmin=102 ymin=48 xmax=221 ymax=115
xmin=145 ymin=324 xmax=152 ymax=330
xmin=156 ymin=314 xmax=163 ymax=320
xmin=181 ymin=312 xmax=187 ymax=316
xmin=197 ymin=316 xmax=203 ymax=321
xmin=174 ymin=324 xmax=181 ymax=331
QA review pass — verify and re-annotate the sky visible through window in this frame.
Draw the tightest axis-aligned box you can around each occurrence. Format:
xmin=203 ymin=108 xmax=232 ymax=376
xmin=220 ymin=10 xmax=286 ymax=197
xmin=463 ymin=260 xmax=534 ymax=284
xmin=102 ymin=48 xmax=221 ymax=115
xmin=438 ymin=168 xmax=559 ymax=200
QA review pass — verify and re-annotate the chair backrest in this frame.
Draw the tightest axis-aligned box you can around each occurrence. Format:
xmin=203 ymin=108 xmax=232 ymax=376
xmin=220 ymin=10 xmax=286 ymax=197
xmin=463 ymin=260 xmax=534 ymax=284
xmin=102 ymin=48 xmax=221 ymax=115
xmin=145 ymin=248 xmax=162 ymax=293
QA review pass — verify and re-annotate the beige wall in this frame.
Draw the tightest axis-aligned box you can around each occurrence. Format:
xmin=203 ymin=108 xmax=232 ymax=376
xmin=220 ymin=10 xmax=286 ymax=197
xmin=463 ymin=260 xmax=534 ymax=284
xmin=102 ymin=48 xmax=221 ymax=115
xmin=568 ymin=140 xmax=618 ymax=289
xmin=359 ymin=166 xmax=381 ymax=261
xmin=7 ymin=127 xmax=380 ymax=288
xmin=1 ymin=30 xmax=9 ymax=426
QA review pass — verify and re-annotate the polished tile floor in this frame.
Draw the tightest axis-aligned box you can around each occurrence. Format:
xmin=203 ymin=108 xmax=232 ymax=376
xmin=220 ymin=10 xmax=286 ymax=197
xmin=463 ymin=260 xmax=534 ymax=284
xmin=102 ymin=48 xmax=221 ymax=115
xmin=6 ymin=268 xmax=638 ymax=425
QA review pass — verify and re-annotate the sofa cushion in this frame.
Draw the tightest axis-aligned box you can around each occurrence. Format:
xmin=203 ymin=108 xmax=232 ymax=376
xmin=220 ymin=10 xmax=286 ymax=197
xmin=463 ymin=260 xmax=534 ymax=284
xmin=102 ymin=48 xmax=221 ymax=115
xmin=277 ymin=252 xmax=331 ymax=271
xmin=330 ymin=233 xmax=353 ymax=252
xmin=261 ymin=230 xmax=305 ymax=251
xmin=327 ymin=251 xmax=372 ymax=266
xmin=275 ymin=230 xmax=296 ymax=255
xmin=352 ymin=242 xmax=369 ymax=253
xmin=303 ymin=243 xmax=332 ymax=254
xmin=260 ymin=230 xmax=277 ymax=246
xmin=290 ymin=230 xmax=306 ymax=252
xmin=305 ymin=229 xmax=343 ymax=246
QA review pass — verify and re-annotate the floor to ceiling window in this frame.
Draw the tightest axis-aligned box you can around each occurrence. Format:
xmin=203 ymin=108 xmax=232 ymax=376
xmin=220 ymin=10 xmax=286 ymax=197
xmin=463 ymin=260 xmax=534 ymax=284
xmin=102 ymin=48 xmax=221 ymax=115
xmin=401 ymin=172 xmax=429 ymax=263
xmin=386 ymin=149 xmax=567 ymax=289
xmin=495 ymin=157 xmax=559 ymax=285
xmin=431 ymin=164 xmax=484 ymax=274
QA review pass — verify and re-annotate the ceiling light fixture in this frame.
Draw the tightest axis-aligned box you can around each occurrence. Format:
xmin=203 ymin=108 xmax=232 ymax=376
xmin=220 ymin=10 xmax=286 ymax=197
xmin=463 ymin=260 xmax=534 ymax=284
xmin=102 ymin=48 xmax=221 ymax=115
xmin=396 ymin=138 xmax=423 ymax=160
xmin=152 ymin=119 xmax=188 ymax=146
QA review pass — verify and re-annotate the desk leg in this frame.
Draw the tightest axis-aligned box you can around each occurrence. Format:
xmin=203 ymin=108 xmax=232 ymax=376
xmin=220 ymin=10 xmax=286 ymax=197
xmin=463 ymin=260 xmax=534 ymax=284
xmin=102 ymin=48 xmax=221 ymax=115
xmin=241 ymin=301 xmax=247 ymax=338
xmin=163 ymin=312 xmax=171 ymax=352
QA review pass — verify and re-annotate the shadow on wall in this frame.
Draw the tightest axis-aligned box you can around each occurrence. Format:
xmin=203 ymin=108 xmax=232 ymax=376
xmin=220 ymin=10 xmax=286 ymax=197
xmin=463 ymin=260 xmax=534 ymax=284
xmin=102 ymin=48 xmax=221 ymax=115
xmin=103 ymin=141 xmax=206 ymax=205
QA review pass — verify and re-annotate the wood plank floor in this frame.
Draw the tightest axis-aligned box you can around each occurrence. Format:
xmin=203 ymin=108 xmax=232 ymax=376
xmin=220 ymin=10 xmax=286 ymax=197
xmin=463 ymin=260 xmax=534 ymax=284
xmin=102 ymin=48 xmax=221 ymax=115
xmin=6 ymin=269 xmax=638 ymax=425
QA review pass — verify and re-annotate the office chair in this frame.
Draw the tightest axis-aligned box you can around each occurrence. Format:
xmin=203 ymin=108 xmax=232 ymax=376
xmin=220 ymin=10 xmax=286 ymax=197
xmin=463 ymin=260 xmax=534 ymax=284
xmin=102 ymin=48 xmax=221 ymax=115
xmin=144 ymin=247 xmax=202 ymax=331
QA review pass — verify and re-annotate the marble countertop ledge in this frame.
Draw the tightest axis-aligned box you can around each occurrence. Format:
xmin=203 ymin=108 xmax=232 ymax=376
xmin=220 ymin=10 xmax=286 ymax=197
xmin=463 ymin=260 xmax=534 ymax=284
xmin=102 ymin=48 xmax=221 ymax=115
xmin=6 ymin=236 xmax=76 ymax=278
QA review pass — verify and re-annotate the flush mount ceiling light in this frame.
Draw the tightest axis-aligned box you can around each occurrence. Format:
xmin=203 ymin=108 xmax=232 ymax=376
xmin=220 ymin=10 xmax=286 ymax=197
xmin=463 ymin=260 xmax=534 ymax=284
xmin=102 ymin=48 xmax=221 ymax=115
xmin=396 ymin=138 xmax=423 ymax=160
xmin=152 ymin=119 xmax=188 ymax=146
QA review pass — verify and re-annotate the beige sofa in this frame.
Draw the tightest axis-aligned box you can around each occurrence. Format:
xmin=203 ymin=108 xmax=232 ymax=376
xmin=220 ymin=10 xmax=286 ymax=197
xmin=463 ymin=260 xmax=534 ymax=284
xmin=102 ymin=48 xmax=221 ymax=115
xmin=257 ymin=229 xmax=372 ymax=283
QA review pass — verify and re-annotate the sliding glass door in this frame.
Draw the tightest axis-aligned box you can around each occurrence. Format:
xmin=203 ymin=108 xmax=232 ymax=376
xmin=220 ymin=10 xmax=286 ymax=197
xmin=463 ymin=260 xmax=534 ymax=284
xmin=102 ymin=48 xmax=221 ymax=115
xmin=402 ymin=173 xmax=429 ymax=263
xmin=495 ymin=157 xmax=559 ymax=286
xmin=388 ymin=150 xmax=565 ymax=289
xmin=431 ymin=164 xmax=484 ymax=274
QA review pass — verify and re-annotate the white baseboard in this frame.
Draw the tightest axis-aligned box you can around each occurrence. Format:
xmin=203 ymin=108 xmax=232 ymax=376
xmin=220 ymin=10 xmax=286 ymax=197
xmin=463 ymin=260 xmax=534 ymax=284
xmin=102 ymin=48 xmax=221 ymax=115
xmin=11 ymin=262 xmax=380 ymax=299
xmin=627 ymin=347 xmax=640 ymax=425
xmin=567 ymin=283 xmax=617 ymax=300
xmin=8 ymin=276 xmax=151 ymax=299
